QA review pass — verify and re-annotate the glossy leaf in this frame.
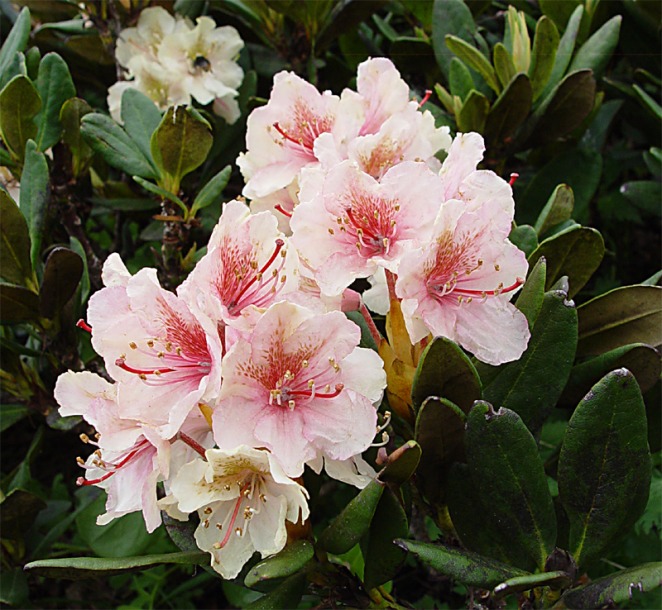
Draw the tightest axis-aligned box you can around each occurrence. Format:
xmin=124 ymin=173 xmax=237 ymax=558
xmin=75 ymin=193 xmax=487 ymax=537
xmin=411 ymin=336 xmax=481 ymax=413
xmin=81 ymin=113 xmax=157 ymax=179
xmin=246 ymin=572 xmax=307 ymax=610
xmin=190 ymin=165 xmax=232 ymax=216
xmin=120 ymin=88 xmax=161 ymax=167
xmin=20 ymin=140 xmax=50 ymax=269
xmin=456 ymin=89 xmax=490 ymax=136
xmin=0 ymin=190 xmax=32 ymax=286
xmin=534 ymin=184 xmax=574 ymax=236
xmin=484 ymin=73 xmax=532 ymax=149
xmin=317 ymin=479 xmax=384 ymax=555
xmin=395 ymin=539 xmax=529 ymax=589
xmin=0 ymin=7 xmax=31 ymax=89
xmin=0 ymin=75 xmax=41 ymax=160
xmin=0 ymin=404 xmax=29 ymax=432
xmin=620 ymin=180 xmax=662 ymax=216
xmin=558 ymin=563 xmax=662 ymax=609
xmin=38 ymin=247 xmax=83 ymax=319
xmin=558 ymin=369 xmax=652 ymax=567
xmin=150 ymin=106 xmax=213 ymax=193
xmin=60 ymin=97 xmax=93 ymax=177
xmin=569 ymin=16 xmax=622 ymax=79
xmin=528 ymin=225 xmax=604 ymax=298
xmin=448 ymin=57 xmax=474 ymax=101
xmin=0 ymin=282 xmax=39 ymax=323
xmin=431 ymin=0 xmax=476 ymax=77
xmin=514 ymin=256 xmax=547 ymax=328
xmin=528 ymin=17 xmax=559 ymax=101
xmin=465 ymin=402 xmax=557 ymax=570
xmin=415 ymin=397 xmax=467 ymax=505
xmin=35 ymin=52 xmax=76 ymax=151
xmin=363 ymin=488 xmax=408 ymax=590
xmin=24 ymin=551 xmax=207 ymax=579
xmin=445 ymin=35 xmax=499 ymax=93
xmin=377 ymin=440 xmax=421 ymax=486
xmin=482 ymin=288 xmax=578 ymax=435
xmin=0 ymin=568 xmax=28 ymax=607
xmin=493 ymin=43 xmax=516 ymax=89
xmin=494 ymin=570 xmax=571 ymax=598
xmin=577 ymin=285 xmax=662 ymax=356
xmin=508 ymin=224 xmax=538 ymax=258
xmin=244 ymin=540 xmax=313 ymax=589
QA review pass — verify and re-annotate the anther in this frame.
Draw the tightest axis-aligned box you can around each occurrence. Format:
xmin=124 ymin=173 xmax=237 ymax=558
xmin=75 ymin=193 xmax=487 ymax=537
xmin=80 ymin=433 xmax=90 ymax=443
xmin=129 ymin=342 xmax=137 ymax=349
xmin=204 ymin=507 xmax=213 ymax=515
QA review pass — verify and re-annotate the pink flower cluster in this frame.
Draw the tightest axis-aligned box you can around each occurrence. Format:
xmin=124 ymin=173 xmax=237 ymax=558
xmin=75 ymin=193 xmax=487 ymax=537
xmin=55 ymin=57 xmax=530 ymax=579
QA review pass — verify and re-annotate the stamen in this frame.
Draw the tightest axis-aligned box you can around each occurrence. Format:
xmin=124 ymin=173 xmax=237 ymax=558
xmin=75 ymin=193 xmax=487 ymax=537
xmin=77 ymin=447 xmax=140 ymax=486
xmin=178 ymin=432 xmax=207 ymax=458
xmin=229 ymin=239 xmax=285 ymax=309
xmin=274 ymin=204 xmax=292 ymax=218
xmin=418 ymin=89 xmax=432 ymax=108
xmin=115 ymin=357 xmax=174 ymax=376
xmin=509 ymin=173 xmax=519 ymax=187
xmin=273 ymin=122 xmax=306 ymax=148
xmin=453 ymin=278 xmax=523 ymax=298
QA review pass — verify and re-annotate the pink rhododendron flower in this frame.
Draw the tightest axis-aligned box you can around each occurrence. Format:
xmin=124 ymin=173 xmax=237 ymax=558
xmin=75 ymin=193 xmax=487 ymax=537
xmin=213 ymin=302 xmax=386 ymax=477
xmin=396 ymin=199 xmax=530 ymax=365
xmin=178 ymin=199 xmax=299 ymax=329
xmin=291 ymin=161 xmax=444 ymax=296
xmin=167 ymin=446 xmax=309 ymax=579
xmin=86 ymin=254 xmax=222 ymax=438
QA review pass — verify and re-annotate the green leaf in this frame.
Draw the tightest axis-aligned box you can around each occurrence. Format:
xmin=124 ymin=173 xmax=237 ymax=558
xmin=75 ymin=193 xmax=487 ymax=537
xmin=190 ymin=165 xmax=232 ymax=216
xmin=246 ymin=572 xmax=307 ymax=610
xmin=0 ymin=282 xmax=39 ymax=323
xmin=508 ymin=224 xmax=538 ymax=258
xmin=150 ymin=106 xmax=213 ymax=193
xmin=558 ymin=563 xmax=662 ymax=609
xmin=69 ymin=236 xmax=90 ymax=305
xmin=394 ymin=539 xmax=529 ymax=589
xmin=465 ymin=402 xmax=557 ymax=570
xmin=448 ymin=57 xmax=474 ymax=101
xmin=558 ymin=369 xmax=652 ymax=567
xmin=317 ymin=479 xmax=384 ymax=555
xmin=528 ymin=17 xmax=559 ymax=101
xmin=577 ymin=285 xmax=662 ymax=356
xmin=431 ymin=0 xmax=476 ymax=77
xmin=493 ymin=43 xmax=517 ymax=89
xmin=481 ymin=288 xmax=578 ymax=435
xmin=560 ymin=343 xmax=661 ymax=407
xmin=0 ymin=7 xmax=31 ymax=89
xmin=38 ymin=247 xmax=83 ymax=318
xmin=20 ymin=140 xmax=50 ymax=269
xmin=24 ymin=551 xmax=207 ymax=579
xmin=456 ymin=89 xmax=490 ymax=133
xmin=0 ymin=75 xmax=41 ymax=161
xmin=534 ymin=184 xmax=574 ymax=236
xmin=81 ymin=113 xmax=157 ymax=180
xmin=415 ymin=397 xmax=467 ymax=505
xmin=633 ymin=84 xmax=662 ymax=121
xmin=34 ymin=52 xmax=76 ymax=151
xmin=132 ymin=176 xmax=188 ymax=216
xmin=377 ymin=440 xmax=422 ymax=486
xmin=569 ymin=15 xmax=622 ymax=79
xmin=60 ymin=97 xmax=93 ymax=177
xmin=0 ymin=489 xmax=47 ymax=540
xmin=120 ymin=88 xmax=161 ymax=166
xmin=445 ymin=35 xmax=499 ymax=93
xmin=515 ymin=256 xmax=547 ymax=328
xmin=0 ymin=404 xmax=29 ymax=432
xmin=0 ymin=568 xmax=28 ymax=607
xmin=0 ymin=190 xmax=32 ymax=286
xmin=484 ymin=73 xmax=532 ymax=150
xmin=363 ymin=488 xmax=408 ymax=590
xmin=411 ymin=336 xmax=481 ymax=413
xmin=244 ymin=540 xmax=313 ymax=590
xmin=494 ymin=570 xmax=571 ymax=598
xmin=528 ymin=225 xmax=604 ymax=298
xmin=620 ymin=180 xmax=662 ymax=216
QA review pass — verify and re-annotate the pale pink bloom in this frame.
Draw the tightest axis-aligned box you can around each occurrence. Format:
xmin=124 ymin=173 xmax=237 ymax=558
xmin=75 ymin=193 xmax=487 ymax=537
xmin=307 ymin=454 xmax=376 ymax=489
xmin=178 ymin=199 xmax=299 ymax=329
xmin=213 ymin=302 xmax=386 ymax=477
xmin=290 ymin=161 xmax=443 ymax=296
xmin=86 ymin=255 xmax=222 ymax=438
xmin=248 ymin=183 xmax=299 ymax=235
xmin=167 ymin=446 xmax=309 ymax=579
xmin=237 ymin=71 xmax=345 ymax=200
xmin=396 ymin=199 xmax=530 ymax=365
xmin=363 ymin=268 xmax=390 ymax=316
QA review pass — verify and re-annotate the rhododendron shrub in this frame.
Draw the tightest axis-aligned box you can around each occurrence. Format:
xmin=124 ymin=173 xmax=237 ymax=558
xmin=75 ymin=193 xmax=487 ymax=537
xmin=3 ymin=3 xmax=659 ymax=609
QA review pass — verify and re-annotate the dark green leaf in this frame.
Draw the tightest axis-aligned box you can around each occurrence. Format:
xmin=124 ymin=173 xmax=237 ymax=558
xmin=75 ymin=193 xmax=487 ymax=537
xmin=0 ymin=489 xmax=47 ymax=539
xmin=345 ymin=311 xmax=378 ymax=352
xmin=415 ymin=397 xmax=467 ymax=505
xmin=534 ymin=184 xmax=574 ymax=236
xmin=0 ymin=404 xmax=29 ymax=432
xmin=133 ymin=176 xmax=188 ymax=216
xmin=465 ymin=402 xmax=557 ymax=570
xmin=448 ymin=58 xmax=474 ymax=101
xmin=69 ymin=236 xmax=90 ymax=305
xmin=508 ymin=224 xmax=538 ymax=258
xmin=492 ymin=43 xmax=516 ymax=89
xmin=24 ymin=551 xmax=207 ymax=579
xmin=317 ymin=479 xmax=384 ymax=554
xmin=529 ymin=17 xmax=559 ymax=101
xmin=0 ymin=568 xmax=28 ymax=607
xmin=60 ymin=97 xmax=93 ymax=176
xmin=0 ymin=75 xmax=41 ymax=160
xmin=538 ymin=0 xmax=581 ymax=38
xmin=20 ymin=140 xmax=50 ymax=269
xmin=569 ymin=16 xmax=622 ymax=79
xmin=246 ymin=571 xmax=307 ymax=610
xmin=363 ymin=488 xmax=408 ymax=590
xmin=494 ymin=570 xmax=571 ymax=598
xmin=445 ymin=35 xmax=499 ymax=93
xmin=580 ymin=99 xmax=622 ymax=152
xmin=559 ymin=563 xmax=662 ymax=609
xmin=38 ymin=247 xmax=83 ymax=318
xmin=90 ymin=197 xmax=160 ymax=212
xmin=0 ymin=282 xmax=39 ymax=323
xmin=620 ymin=181 xmax=662 ymax=216
xmin=411 ymin=336 xmax=481 ymax=413
xmin=244 ymin=540 xmax=313 ymax=590
xmin=577 ymin=286 xmax=662 ymax=356
xmin=150 ymin=106 xmax=213 ymax=193
xmin=457 ymin=89 xmax=489 ymax=133
xmin=120 ymin=88 xmax=161 ymax=166
xmin=163 ymin=511 xmax=199 ymax=553
xmin=484 ymin=73 xmax=532 ymax=150
xmin=633 ymin=84 xmax=662 ymax=121
xmin=482 ymin=288 xmax=578 ymax=435
xmin=81 ymin=113 xmax=157 ymax=179
xmin=377 ymin=440 xmax=422 ymax=486
xmin=528 ymin=226 xmax=604 ymax=298
xmin=515 ymin=256 xmax=547 ymax=328
xmin=190 ymin=165 xmax=232 ymax=216
xmin=35 ymin=52 xmax=76 ymax=151
xmin=0 ymin=7 xmax=31 ymax=89
xmin=431 ymin=0 xmax=476 ymax=77
xmin=0 ymin=190 xmax=32 ymax=285
xmin=558 ymin=369 xmax=652 ymax=567
xmin=394 ymin=539 xmax=529 ymax=589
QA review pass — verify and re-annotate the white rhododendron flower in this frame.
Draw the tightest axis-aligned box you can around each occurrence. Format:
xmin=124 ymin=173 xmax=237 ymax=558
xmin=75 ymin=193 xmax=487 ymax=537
xmin=167 ymin=446 xmax=309 ymax=579
xmin=108 ymin=6 xmax=244 ymax=123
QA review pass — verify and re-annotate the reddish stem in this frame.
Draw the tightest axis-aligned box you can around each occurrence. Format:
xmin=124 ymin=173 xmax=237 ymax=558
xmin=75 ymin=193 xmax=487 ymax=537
xmin=178 ymin=432 xmax=207 ymax=458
